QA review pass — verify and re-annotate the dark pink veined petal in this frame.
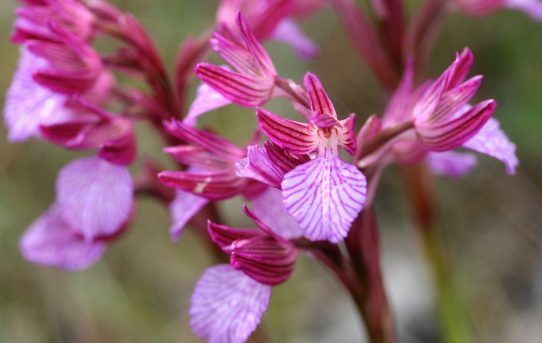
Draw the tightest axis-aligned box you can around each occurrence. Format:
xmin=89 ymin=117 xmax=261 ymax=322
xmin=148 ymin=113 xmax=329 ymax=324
xmin=270 ymin=19 xmax=318 ymax=59
xmin=447 ymin=48 xmax=474 ymax=89
xmin=257 ymin=108 xmax=318 ymax=154
xmin=158 ymin=169 xmax=246 ymax=200
xmin=196 ymin=63 xmax=274 ymax=108
xmin=251 ymin=187 xmax=303 ymax=239
xmin=236 ymin=13 xmax=277 ymax=77
xmin=431 ymin=76 xmax=483 ymax=124
xmin=230 ymin=235 xmax=297 ymax=286
xmin=463 ymin=117 xmax=518 ymax=174
xmin=20 ymin=205 xmax=106 ymax=271
xmin=412 ymin=70 xmax=450 ymax=125
xmin=303 ymin=72 xmax=337 ymax=119
xmin=4 ymin=48 xmax=74 ymax=142
xmin=185 ymin=81 xmax=232 ymax=126
xmin=264 ymin=141 xmax=311 ymax=173
xmin=169 ymin=190 xmax=209 ymax=241
xmin=164 ymin=145 xmax=230 ymax=169
xmin=190 ymin=265 xmax=271 ymax=343
xmin=236 ymin=145 xmax=284 ymax=188
xmin=417 ymin=99 xmax=496 ymax=152
xmin=309 ymin=111 xmax=339 ymax=128
xmin=427 ymin=151 xmax=478 ymax=178
xmin=163 ymin=119 xmax=245 ymax=162
xmin=211 ymin=32 xmax=263 ymax=79
xmin=339 ymin=113 xmax=357 ymax=155
xmin=207 ymin=221 xmax=262 ymax=250
xmin=56 ymin=156 xmax=134 ymax=241
xmin=282 ymin=150 xmax=367 ymax=242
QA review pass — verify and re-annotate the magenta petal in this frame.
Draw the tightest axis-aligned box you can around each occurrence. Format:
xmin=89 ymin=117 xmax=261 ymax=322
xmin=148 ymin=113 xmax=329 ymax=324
xmin=257 ymin=108 xmax=318 ymax=154
xmin=417 ymin=100 xmax=496 ymax=152
xmin=164 ymin=145 xmax=229 ymax=169
xmin=463 ymin=118 xmax=519 ymax=174
xmin=251 ymin=187 xmax=303 ymax=240
xmin=282 ymin=151 xmax=367 ymax=242
xmin=169 ymin=191 xmax=209 ymax=241
xmin=196 ymin=63 xmax=274 ymax=108
xmin=427 ymin=151 xmax=478 ymax=178
xmin=20 ymin=205 xmax=106 ymax=271
xmin=236 ymin=145 xmax=284 ymax=188
xmin=303 ymin=72 xmax=337 ymax=118
xmin=56 ymin=156 xmax=133 ymax=241
xmin=271 ymin=19 xmax=318 ymax=59
xmin=158 ymin=169 xmax=246 ymax=200
xmin=264 ymin=141 xmax=310 ymax=173
xmin=4 ymin=49 xmax=73 ymax=142
xmin=185 ymin=81 xmax=232 ymax=126
xmin=164 ymin=119 xmax=245 ymax=162
xmin=190 ymin=265 xmax=271 ymax=343
xmin=230 ymin=235 xmax=297 ymax=286
xmin=208 ymin=221 xmax=261 ymax=249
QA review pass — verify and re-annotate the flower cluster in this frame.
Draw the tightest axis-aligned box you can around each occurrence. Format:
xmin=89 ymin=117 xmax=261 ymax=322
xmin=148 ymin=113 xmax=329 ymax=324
xmin=4 ymin=0 xmax=528 ymax=342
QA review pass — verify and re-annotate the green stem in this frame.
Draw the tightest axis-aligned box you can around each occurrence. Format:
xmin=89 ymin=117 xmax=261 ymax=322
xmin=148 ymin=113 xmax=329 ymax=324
xmin=402 ymin=164 xmax=472 ymax=343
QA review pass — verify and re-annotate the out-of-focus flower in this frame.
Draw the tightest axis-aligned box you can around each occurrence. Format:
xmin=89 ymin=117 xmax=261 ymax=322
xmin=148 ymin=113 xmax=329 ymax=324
xmin=216 ymin=0 xmax=321 ymax=58
xmin=19 ymin=156 xmax=134 ymax=270
xmin=257 ymin=73 xmax=367 ymax=242
xmin=454 ymin=0 xmax=542 ymax=21
xmin=20 ymin=205 xmax=107 ymax=271
xmin=12 ymin=0 xmax=96 ymax=43
xmin=190 ymin=264 xmax=272 ymax=343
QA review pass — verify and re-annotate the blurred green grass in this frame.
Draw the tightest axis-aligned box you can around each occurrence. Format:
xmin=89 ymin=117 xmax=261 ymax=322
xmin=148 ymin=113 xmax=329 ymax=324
xmin=1 ymin=0 xmax=542 ymax=342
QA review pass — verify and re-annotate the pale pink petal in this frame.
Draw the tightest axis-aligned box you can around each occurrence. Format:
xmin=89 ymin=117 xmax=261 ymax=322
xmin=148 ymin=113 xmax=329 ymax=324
xmin=236 ymin=145 xmax=284 ymax=188
xmin=190 ymin=264 xmax=271 ymax=343
xmin=463 ymin=117 xmax=519 ymax=174
xmin=505 ymin=0 xmax=542 ymax=20
xmin=282 ymin=151 xmax=367 ymax=242
xmin=4 ymin=49 xmax=73 ymax=142
xmin=169 ymin=190 xmax=209 ymax=241
xmin=19 ymin=205 xmax=106 ymax=271
xmin=251 ymin=187 xmax=303 ymax=239
xmin=427 ymin=151 xmax=478 ymax=178
xmin=56 ymin=156 xmax=133 ymax=241
xmin=271 ymin=19 xmax=318 ymax=59
xmin=185 ymin=81 xmax=232 ymax=126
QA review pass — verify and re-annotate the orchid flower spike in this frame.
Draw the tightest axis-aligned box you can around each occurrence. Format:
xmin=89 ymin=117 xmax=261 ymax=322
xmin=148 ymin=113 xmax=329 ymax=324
xmin=257 ymin=72 xmax=367 ymax=242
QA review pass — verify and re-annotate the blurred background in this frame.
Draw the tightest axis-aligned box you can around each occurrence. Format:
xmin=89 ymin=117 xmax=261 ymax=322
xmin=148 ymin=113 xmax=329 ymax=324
xmin=1 ymin=0 xmax=542 ymax=342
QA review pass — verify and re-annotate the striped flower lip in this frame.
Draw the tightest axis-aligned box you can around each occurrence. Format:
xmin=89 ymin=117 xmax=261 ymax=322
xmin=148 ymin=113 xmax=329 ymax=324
xmin=257 ymin=72 xmax=367 ymax=243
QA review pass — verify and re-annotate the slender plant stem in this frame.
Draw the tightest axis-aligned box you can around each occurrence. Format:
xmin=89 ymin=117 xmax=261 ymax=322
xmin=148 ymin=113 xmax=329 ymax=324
xmin=401 ymin=163 xmax=472 ymax=343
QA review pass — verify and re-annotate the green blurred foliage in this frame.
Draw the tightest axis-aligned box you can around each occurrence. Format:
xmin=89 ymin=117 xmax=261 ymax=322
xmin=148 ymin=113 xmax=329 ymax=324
xmin=1 ymin=0 xmax=542 ymax=342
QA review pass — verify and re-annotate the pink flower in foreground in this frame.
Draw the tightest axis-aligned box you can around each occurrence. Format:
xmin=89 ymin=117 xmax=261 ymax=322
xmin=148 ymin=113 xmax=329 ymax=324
xmin=257 ymin=72 xmax=366 ymax=242
xmin=195 ymin=13 xmax=277 ymax=109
